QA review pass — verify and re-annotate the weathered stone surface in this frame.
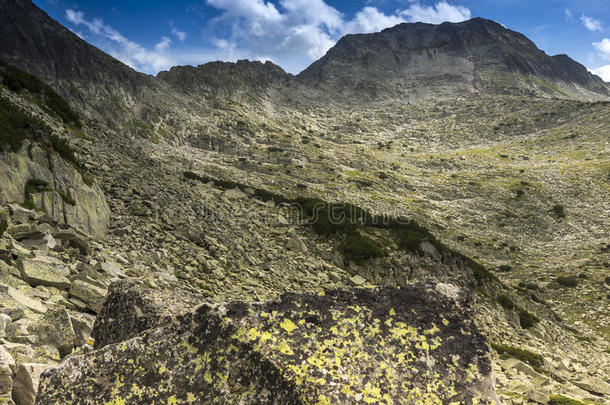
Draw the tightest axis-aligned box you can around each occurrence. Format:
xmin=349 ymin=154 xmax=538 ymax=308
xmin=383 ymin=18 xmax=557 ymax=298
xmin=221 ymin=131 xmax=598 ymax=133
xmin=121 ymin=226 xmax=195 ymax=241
xmin=574 ymin=376 xmax=610 ymax=396
xmin=68 ymin=281 xmax=106 ymax=313
xmin=18 ymin=259 xmax=71 ymax=290
xmin=2 ymin=287 xmax=46 ymax=314
xmin=12 ymin=363 xmax=48 ymax=405
xmin=91 ymin=280 xmax=207 ymax=349
xmin=37 ymin=285 xmax=499 ymax=404
xmin=29 ymin=307 xmax=75 ymax=358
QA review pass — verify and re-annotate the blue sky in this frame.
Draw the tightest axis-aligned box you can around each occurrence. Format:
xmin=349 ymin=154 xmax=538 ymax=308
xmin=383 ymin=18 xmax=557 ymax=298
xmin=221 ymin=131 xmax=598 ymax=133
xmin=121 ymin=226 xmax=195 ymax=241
xmin=35 ymin=0 xmax=610 ymax=80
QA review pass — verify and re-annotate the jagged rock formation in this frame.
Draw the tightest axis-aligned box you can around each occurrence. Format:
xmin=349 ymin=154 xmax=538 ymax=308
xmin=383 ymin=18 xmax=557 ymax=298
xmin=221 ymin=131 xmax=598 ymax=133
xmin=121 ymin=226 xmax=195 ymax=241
xmin=158 ymin=60 xmax=293 ymax=99
xmin=298 ymin=18 xmax=610 ymax=100
xmin=37 ymin=284 xmax=499 ymax=404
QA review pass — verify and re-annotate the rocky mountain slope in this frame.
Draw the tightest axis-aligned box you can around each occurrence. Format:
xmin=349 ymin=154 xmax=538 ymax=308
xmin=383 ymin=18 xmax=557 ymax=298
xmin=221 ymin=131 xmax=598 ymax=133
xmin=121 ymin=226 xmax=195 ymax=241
xmin=0 ymin=1 xmax=609 ymax=404
xmin=299 ymin=18 xmax=610 ymax=101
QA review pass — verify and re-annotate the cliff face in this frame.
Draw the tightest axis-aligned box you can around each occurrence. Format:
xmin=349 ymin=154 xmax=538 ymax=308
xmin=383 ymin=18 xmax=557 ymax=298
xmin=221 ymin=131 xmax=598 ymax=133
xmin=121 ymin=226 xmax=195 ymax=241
xmin=298 ymin=18 xmax=610 ymax=100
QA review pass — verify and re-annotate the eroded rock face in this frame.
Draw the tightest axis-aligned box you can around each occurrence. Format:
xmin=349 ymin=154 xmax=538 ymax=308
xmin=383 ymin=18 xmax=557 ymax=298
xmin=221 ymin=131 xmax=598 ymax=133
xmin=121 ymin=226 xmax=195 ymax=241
xmin=0 ymin=144 xmax=110 ymax=238
xmin=37 ymin=284 xmax=499 ymax=404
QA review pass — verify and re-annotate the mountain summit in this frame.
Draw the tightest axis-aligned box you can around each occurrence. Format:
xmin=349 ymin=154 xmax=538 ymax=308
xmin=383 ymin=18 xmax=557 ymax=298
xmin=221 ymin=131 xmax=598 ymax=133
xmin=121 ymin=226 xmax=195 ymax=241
xmin=298 ymin=18 xmax=609 ymax=101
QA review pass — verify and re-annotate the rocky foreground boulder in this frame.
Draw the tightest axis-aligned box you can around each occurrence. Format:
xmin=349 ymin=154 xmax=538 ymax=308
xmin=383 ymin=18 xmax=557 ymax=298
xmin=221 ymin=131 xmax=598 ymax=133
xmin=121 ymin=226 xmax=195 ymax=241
xmin=36 ymin=283 xmax=499 ymax=404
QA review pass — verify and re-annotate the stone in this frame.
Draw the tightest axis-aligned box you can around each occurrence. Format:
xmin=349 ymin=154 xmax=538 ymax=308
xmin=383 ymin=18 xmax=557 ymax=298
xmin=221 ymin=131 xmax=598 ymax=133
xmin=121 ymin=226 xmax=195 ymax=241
xmin=95 ymin=260 xmax=125 ymax=279
xmin=0 ymin=314 xmax=11 ymax=338
xmin=222 ymin=188 xmax=247 ymax=200
xmin=18 ymin=259 xmax=71 ymax=290
xmin=37 ymin=285 xmax=500 ymax=404
xmin=285 ymin=235 xmax=308 ymax=253
xmin=11 ymin=363 xmax=48 ymax=405
xmin=29 ymin=307 xmax=75 ymax=358
xmin=0 ymin=347 xmax=15 ymax=371
xmin=573 ymin=376 xmax=610 ymax=396
xmin=4 ymin=288 xmax=46 ymax=314
xmin=69 ymin=281 xmax=107 ymax=313
xmin=350 ymin=274 xmax=367 ymax=286
xmin=526 ymin=389 xmax=549 ymax=404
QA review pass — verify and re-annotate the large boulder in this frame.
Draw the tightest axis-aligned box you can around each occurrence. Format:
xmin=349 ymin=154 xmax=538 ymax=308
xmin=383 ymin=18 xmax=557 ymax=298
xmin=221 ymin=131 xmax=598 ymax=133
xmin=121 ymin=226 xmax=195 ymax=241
xmin=37 ymin=285 xmax=500 ymax=404
xmin=18 ymin=258 xmax=71 ymax=290
xmin=91 ymin=280 xmax=208 ymax=348
xmin=12 ymin=363 xmax=48 ymax=405
xmin=0 ymin=144 xmax=110 ymax=238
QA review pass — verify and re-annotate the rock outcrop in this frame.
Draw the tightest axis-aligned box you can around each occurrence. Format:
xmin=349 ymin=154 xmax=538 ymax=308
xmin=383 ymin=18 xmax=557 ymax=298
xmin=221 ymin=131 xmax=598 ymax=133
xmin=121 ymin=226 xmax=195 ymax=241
xmin=0 ymin=143 xmax=110 ymax=238
xmin=37 ymin=284 xmax=500 ymax=404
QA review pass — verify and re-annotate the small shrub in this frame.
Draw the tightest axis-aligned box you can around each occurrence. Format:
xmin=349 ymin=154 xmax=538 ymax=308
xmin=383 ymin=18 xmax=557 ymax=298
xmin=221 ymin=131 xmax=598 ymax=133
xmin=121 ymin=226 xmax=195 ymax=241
xmin=0 ymin=219 xmax=7 ymax=237
xmin=490 ymin=343 xmax=545 ymax=373
xmin=498 ymin=264 xmax=513 ymax=272
xmin=497 ymin=295 xmax=514 ymax=310
xmin=339 ymin=231 xmax=386 ymax=264
xmin=556 ymin=276 xmax=579 ymax=288
xmin=0 ymin=61 xmax=81 ymax=127
xmin=548 ymin=395 xmax=586 ymax=405
xmin=551 ymin=204 xmax=566 ymax=219
xmin=58 ymin=190 xmax=76 ymax=206
xmin=518 ymin=308 xmax=539 ymax=329
xmin=605 ymin=276 xmax=610 ymax=286
xmin=518 ymin=282 xmax=539 ymax=290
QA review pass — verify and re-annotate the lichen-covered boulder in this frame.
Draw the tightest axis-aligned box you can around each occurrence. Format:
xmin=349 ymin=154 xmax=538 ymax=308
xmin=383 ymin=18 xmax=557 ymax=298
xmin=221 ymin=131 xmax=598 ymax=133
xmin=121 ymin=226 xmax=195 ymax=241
xmin=91 ymin=280 xmax=208 ymax=349
xmin=36 ymin=285 xmax=499 ymax=404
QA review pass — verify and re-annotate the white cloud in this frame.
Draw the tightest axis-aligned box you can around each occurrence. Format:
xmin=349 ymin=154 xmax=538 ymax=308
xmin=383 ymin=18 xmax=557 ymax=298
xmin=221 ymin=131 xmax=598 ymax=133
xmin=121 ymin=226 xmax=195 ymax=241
xmin=580 ymin=15 xmax=602 ymax=31
xmin=171 ymin=27 xmax=187 ymax=42
xmin=591 ymin=65 xmax=610 ymax=81
xmin=594 ymin=38 xmax=610 ymax=60
xmin=400 ymin=1 xmax=472 ymax=24
xmin=565 ymin=9 xmax=573 ymax=22
xmin=155 ymin=36 xmax=172 ymax=53
xmin=65 ymin=9 xmax=176 ymax=73
xmin=345 ymin=7 xmax=406 ymax=34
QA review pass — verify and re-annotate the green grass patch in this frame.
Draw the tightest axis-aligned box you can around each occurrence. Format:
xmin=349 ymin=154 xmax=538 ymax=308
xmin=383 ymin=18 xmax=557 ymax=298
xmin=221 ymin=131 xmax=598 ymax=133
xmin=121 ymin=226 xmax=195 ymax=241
xmin=491 ymin=343 xmax=545 ymax=373
xmin=548 ymin=395 xmax=586 ymax=405
xmin=556 ymin=276 xmax=579 ymax=288
xmin=497 ymin=295 xmax=514 ymax=310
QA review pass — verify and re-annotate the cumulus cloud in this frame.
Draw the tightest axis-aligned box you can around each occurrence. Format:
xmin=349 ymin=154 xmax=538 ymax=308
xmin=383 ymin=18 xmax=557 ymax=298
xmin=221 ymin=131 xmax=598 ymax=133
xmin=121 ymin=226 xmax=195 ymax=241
xmin=65 ymin=9 xmax=175 ymax=73
xmin=591 ymin=65 xmax=610 ymax=81
xmin=345 ymin=7 xmax=406 ymax=34
xmin=580 ymin=15 xmax=602 ymax=31
xmin=400 ymin=1 xmax=471 ymax=25
xmin=205 ymin=0 xmax=471 ymax=73
xmin=594 ymin=38 xmax=610 ymax=59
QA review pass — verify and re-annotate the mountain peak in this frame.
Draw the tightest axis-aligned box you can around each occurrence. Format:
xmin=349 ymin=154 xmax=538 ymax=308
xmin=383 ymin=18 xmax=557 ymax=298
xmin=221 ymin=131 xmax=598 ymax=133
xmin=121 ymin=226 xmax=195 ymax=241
xmin=298 ymin=18 xmax=609 ymax=101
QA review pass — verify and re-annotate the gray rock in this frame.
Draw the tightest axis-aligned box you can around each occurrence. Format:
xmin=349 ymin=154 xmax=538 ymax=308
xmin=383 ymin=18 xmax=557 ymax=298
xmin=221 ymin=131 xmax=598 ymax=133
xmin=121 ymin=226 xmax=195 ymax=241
xmin=11 ymin=363 xmax=48 ymax=405
xmin=574 ymin=376 xmax=610 ymax=396
xmin=222 ymin=188 xmax=247 ymax=200
xmin=29 ymin=307 xmax=75 ymax=358
xmin=18 ymin=259 xmax=71 ymax=290
xmin=68 ymin=280 xmax=107 ymax=313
